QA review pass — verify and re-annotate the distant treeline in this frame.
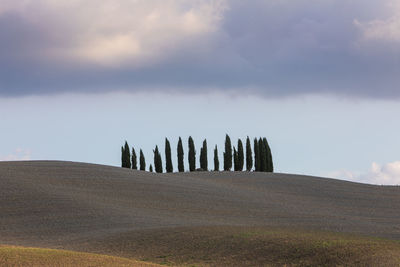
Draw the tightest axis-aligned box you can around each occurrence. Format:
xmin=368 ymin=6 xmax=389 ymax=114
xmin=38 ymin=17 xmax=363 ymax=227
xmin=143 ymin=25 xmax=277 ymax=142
xmin=121 ymin=135 xmax=273 ymax=173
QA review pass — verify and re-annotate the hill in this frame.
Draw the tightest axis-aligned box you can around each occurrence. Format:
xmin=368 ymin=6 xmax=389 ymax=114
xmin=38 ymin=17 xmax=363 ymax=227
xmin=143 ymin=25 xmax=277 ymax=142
xmin=0 ymin=245 xmax=161 ymax=267
xmin=1 ymin=161 xmax=400 ymax=265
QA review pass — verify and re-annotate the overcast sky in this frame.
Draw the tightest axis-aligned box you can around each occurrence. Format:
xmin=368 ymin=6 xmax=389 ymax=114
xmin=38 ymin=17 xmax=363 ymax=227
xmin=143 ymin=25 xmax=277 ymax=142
xmin=1 ymin=0 xmax=400 ymax=184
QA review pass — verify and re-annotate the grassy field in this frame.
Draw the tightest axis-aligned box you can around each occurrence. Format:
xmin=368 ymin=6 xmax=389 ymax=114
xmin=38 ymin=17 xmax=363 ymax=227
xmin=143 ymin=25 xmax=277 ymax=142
xmin=2 ymin=227 xmax=400 ymax=266
xmin=74 ymin=226 xmax=400 ymax=266
xmin=0 ymin=245 xmax=161 ymax=267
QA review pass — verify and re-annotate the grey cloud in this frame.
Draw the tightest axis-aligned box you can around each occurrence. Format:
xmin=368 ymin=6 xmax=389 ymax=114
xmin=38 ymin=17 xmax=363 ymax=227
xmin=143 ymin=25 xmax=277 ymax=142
xmin=0 ymin=0 xmax=399 ymax=98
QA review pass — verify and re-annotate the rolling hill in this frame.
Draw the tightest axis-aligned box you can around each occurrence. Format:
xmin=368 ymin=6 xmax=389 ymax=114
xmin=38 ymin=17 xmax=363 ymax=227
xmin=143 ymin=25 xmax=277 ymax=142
xmin=1 ymin=161 xmax=399 ymax=266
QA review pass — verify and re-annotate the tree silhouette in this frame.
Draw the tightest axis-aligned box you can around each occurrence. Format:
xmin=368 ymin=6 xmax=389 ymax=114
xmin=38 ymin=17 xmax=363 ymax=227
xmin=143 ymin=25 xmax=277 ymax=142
xmin=131 ymin=147 xmax=137 ymax=170
xmin=200 ymin=139 xmax=208 ymax=170
xmin=263 ymin=137 xmax=274 ymax=172
xmin=214 ymin=145 xmax=219 ymax=171
xmin=246 ymin=136 xmax=253 ymax=171
xmin=238 ymin=139 xmax=244 ymax=171
xmin=165 ymin=138 xmax=173 ymax=173
xmin=233 ymin=147 xmax=239 ymax=171
xmin=188 ymin=136 xmax=196 ymax=172
xmin=224 ymin=134 xmax=232 ymax=171
xmin=177 ymin=137 xmax=184 ymax=172
xmin=154 ymin=145 xmax=163 ymax=173
xmin=259 ymin=137 xmax=266 ymax=172
xmin=139 ymin=149 xmax=146 ymax=171
xmin=254 ymin=138 xmax=259 ymax=172
xmin=121 ymin=141 xmax=131 ymax=168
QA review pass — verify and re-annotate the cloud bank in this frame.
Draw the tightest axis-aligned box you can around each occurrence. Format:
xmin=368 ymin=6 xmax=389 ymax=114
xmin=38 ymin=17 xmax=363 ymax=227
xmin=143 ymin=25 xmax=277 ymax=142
xmin=330 ymin=161 xmax=400 ymax=185
xmin=0 ymin=0 xmax=399 ymax=97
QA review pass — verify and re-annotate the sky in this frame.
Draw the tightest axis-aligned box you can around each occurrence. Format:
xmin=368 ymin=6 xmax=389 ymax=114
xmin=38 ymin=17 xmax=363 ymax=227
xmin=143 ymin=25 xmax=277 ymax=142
xmin=1 ymin=0 xmax=400 ymax=185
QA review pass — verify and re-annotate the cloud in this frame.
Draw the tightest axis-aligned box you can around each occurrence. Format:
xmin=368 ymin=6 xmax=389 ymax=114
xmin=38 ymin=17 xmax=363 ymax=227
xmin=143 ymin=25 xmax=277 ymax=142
xmin=0 ymin=0 xmax=226 ymax=66
xmin=0 ymin=0 xmax=399 ymax=98
xmin=355 ymin=1 xmax=400 ymax=42
xmin=0 ymin=149 xmax=31 ymax=161
xmin=329 ymin=161 xmax=400 ymax=185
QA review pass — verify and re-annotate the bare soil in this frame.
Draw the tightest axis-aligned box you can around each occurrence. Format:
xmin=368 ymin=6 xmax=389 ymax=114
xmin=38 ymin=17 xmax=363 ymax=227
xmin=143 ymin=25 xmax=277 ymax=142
xmin=1 ymin=161 xmax=400 ymax=266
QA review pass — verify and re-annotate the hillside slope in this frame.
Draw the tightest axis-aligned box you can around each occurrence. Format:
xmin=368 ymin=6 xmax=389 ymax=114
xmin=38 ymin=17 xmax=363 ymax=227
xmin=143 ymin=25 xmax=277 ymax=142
xmin=0 ymin=245 xmax=161 ymax=267
xmin=0 ymin=160 xmax=399 ymax=250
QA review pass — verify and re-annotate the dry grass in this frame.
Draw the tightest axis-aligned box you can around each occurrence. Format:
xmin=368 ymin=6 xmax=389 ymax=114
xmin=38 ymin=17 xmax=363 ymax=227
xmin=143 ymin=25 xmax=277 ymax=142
xmin=0 ymin=245 xmax=162 ymax=267
xmin=79 ymin=226 xmax=400 ymax=266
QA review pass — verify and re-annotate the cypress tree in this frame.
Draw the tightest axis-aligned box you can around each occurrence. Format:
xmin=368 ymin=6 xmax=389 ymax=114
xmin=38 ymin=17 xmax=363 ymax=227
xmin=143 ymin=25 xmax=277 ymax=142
xmin=177 ymin=137 xmax=184 ymax=172
xmin=165 ymin=138 xmax=173 ymax=173
xmin=149 ymin=164 xmax=153 ymax=172
xmin=131 ymin=147 xmax=137 ymax=170
xmin=203 ymin=139 xmax=208 ymax=171
xmin=254 ymin=138 xmax=259 ymax=172
xmin=237 ymin=139 xmax=244 ymax=171
xmin=153 ymin=145 xmax=163 ymax=173
xmin=200 ymin=147 xmax=204 ymax=170
xmin=122 ymin=141 xmax=131 ymax=169
xmin=233 ymin=147 xmax=238 ymax=171
xmin=153 ymin=147 xmax=158 ymax=172
xmin=158 ymin=148 xmax=163 ymax=173
xmin=224 ymin=134 xmax=232 ymax=171
xmin=200 ymin=139 xmax=208 ymax=170
xmin=263 ymin=137 xmax=274 ymax=172
xmin=214 ymin=145 xmax=219 ymax=171
xmin=188 ymin=136 xmax=196 ymax=172
xmin=139 ymin=149 xmax=146 ymax=171
xmin=246 ymin=136 xmax=253 ymax=171
xmin=259 ymin=137 xmax=266 ymax=172
xmin=121 ymin=146 xmax=125 ymax=168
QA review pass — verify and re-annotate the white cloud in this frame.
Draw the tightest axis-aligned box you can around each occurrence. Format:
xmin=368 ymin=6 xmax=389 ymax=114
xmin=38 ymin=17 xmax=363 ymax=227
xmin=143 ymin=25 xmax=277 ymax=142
xmin=329 ymin=161 xmax=400 ymax=185
xmin=1 ymin=0 xmax=227 ymax=66
xmin=0 ymin=148 xmax=31 ymax=161
xmin=355 ymin=1 xmax=400 ymax=42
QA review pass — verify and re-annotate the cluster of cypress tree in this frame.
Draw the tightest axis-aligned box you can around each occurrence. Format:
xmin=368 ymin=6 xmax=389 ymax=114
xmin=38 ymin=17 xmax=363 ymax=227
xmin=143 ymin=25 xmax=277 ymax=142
xmin=121 ymin=141 xmax=131 ymax=169
xmin=122 ymin=141 xmax=147 ymax=170
xmin=253 ymin=137 xmax=273 ymax=172
xmin=121 ymin=134 xmax=273 ymax=173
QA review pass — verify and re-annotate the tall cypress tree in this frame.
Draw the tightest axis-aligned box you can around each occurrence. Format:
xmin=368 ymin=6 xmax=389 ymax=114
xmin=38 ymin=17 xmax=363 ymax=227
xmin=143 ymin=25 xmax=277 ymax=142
xmin=263 ymin=137 xmax=274 ymax=172
xmin=165 ymin=138 xmax=173 ymax=173
xmin=131 ymin=147 xmax=137 ymax=170
xmin=224 ymin=134 xmax=232 ymax=171
xmin=214 ymin=145 xmax=219 ymax=171
xmin=122 ymin=141 xmax=131 ymax=169
xmin=177 ymin=137 xmax=184 ymax=172
xmin=200 ymin=139 xmax=208 ymax=170
xmin=121 ymin=146 xmax=125 ymax=168
xmin=259 ymin=137 xmax=266 ymax=172
xmin=139 ymin=149 xmax=146 ymax=171
xmin=233 ymin=147 xmax=238 ymax=171
xmin=237 ymin=139 xmax=244 ymax=171
xmin=254 ymin=138 xmax=259 ymax=172
xmin=149 ymin=164 xmax=153 ymax=172
xmin=246 ymin=136 xmax=253 ymax=171
xmin=154 ymin=145 xmax=163 ymax=173
xmin=188 ymin=136 xmax=196 ymax=172
xmin=200 ymin=147 xmax=203 ymax=169
xmin=158 ymin=148 xmax=163 ymax=173
xmin=153 ymin=146 xmax=158 ymax=172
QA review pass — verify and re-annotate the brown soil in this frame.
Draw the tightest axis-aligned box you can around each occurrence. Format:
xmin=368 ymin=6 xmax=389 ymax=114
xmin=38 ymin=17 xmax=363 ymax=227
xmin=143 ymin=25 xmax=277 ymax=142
xmin=1 ymin=161 xmax=400 ymax=266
